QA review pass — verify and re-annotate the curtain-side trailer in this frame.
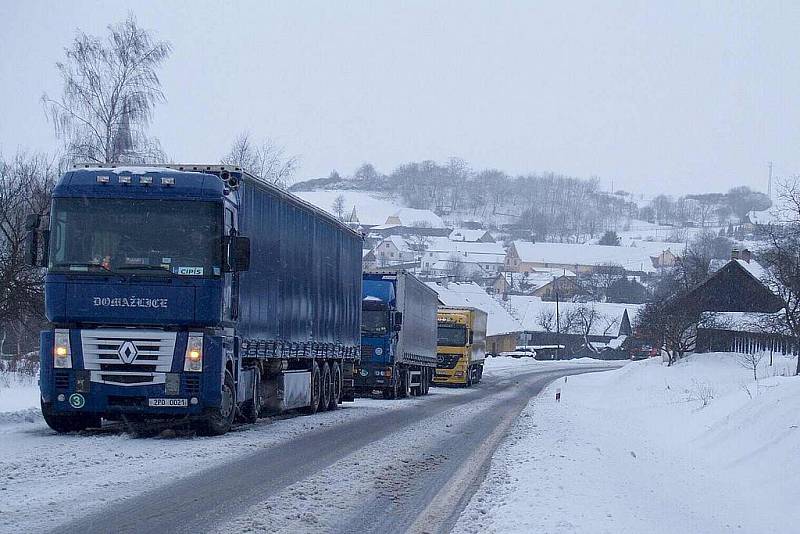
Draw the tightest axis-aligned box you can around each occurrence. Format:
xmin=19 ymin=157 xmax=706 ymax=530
xmin=29 ymin=164 xmax=362 ymax=435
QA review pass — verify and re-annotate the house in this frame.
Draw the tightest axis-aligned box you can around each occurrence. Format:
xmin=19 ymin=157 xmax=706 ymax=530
xmin=426 ymin=282 xmax=523 ymax=355
xmin=421 ymin=237 xmax=506 ymax=277
xmin=448 ymin=229 xmax=495 ymax=243
xmin=491 ymin=270 xmax=584 ymax=301
xmin=372 ymin=235 xmax=418 ymax=267
xmin=506 ymin=240 xmax=676 ymax=276
xmin=676 ymin=250 xmax=794 ymax=355
xmin=508 ymin=296 xmax=641 ymax=359
xmin=369 ymin=208 xmax=451 ymax=238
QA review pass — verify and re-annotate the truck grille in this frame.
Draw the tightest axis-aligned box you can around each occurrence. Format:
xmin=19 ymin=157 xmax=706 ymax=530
xmin=81 ymin=329 xmax=177 ymax=387
xmin=436 ymin=354 xmax=461 ymax=369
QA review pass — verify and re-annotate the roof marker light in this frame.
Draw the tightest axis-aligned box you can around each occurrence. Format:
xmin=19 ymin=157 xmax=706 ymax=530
xmin=118 ymin=175 xmax=131 ymax=185
xmin=140 ymin=176 xmax=153 ymax=185
xmin=96 ymin=175 xmax=110 ymax=184
xmin=161 ymin=177 xmax=175 ymax=186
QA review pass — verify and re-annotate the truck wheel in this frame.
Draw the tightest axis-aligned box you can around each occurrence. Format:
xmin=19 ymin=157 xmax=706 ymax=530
xmin=476 ymin=365 xmax=484 ymax=383
xmin=319 ymin=362 xmax=332 ymax=412
xmin=199 ymin=370 xmax=237 ymax=436
xmin=466 ymin=366 xmax=473 ymax=387
xmin=399 ymin=368 xmax=411 ymax=398
xmin=328 ymin=362 xmax=342 ymax=410
xmin=302 ymin=361 xmax=321 ymax=415
xmin=41 ymin=399 xmax=98 ymax=433
xmin=421 ymin=368 xmax=430 ymax=395
xmin=239 ymin=370 xmax=262 ymax=424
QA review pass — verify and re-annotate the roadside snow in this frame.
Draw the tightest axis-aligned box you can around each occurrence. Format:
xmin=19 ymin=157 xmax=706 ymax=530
xmin=455 ymin=352 xmax=800 ymax=533
xmin=0 ymin=372 xmax=38 ymax=413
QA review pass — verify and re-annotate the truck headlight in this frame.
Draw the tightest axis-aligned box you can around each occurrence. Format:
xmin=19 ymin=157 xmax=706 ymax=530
xmin=53 ymin=329 xmax=72 ymax=369
xmin=184 ymin=333 xmax=203 ymax=372
xmin=374 ymin=347 xmax=383 ymax=356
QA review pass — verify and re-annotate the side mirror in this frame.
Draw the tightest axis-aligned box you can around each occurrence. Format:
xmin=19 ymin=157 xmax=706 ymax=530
xmin=231 ymin=236 xmax=250 ymax=272
xmin=24 ymin=214 xmax=47 ymax=267
xmin=393 ymin=311 xmax=403 ymax=331
xmin=223 ymin=235 xmax=250 ymax=272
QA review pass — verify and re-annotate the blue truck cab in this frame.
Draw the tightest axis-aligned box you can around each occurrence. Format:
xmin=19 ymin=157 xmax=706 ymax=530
xmin=29 ymin=164 xmax=362 ymax=435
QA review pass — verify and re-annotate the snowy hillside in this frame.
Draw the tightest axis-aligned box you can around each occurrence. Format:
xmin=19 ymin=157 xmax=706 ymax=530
xmin=294 ymin=190 xmax=406 ymax=226
xmin=455 ymin=352 xmax=800 ymax=533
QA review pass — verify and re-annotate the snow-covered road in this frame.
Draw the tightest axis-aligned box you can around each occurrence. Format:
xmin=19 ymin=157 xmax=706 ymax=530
xmin=0 ymin=358 xmax=616 ymax=534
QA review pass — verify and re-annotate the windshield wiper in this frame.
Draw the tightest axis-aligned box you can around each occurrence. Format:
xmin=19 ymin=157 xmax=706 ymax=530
xmin=52 ymin=262 xmax=114 ymax=274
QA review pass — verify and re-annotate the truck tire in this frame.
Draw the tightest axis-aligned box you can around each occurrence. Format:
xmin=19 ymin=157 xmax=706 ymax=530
xmin=476 ymin=364 xmax=484 ymax=383
xmin=198 ymin=370 xmax=237 ymax=436
xmin=239 ymin=370 xmax=262 ymax=424
xmin=466 ymin=366 xmax=473 ymax=387
xmin=328 ymin=362 xmax=342 ymax=410
xmin=421 ymin=368 xmax=430 ymax=395
xmin=41 ymin=399 xmax=99 ymax=433
xmin=302 ymin=361 xmax=321 ymax=415
xmin=383 ymin=367 xmax=399 ymax=399
xmin=319 ymin=362 xmax=332 ymax=412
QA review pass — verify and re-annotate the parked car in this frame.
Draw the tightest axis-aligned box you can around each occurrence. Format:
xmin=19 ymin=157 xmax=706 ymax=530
xmin=499 ymin=346 xmax=538 ymax=359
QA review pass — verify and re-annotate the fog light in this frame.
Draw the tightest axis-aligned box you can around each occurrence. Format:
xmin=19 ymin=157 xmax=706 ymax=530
xmin=190 ymin=397 xmax=199 ymax=405
xmin=57 ymin=394 xmax=65 ymax=402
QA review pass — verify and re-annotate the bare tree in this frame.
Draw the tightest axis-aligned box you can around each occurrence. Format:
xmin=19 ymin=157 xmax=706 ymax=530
xmin=536 ymin=309 xmax=557 ymax=332
xmin=759 ymin=177 xmax=800 ymax=374
xmin=0 ymin=151 xmax=58 ymax=357
xmin=331 ymin=194 xmax=346 ymax=219
xmin=42 ymin=14 xmax=171 ymax=164
xmin=221 ymin=132 xmax=298 ymax=187
xmin=445 ymin=253 xmax=467 ymax=281
xmin=737 ymin=351 xmax=764 ymax=382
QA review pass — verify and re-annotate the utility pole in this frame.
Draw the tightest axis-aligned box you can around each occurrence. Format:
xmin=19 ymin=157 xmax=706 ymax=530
xmin=555 ymin=289 xmax=561 ymax=361
xmin=768 ymin=161 xmax=773 ymax=200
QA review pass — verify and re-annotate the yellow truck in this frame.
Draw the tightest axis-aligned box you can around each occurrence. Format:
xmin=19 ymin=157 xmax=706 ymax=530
xmin=433 ymin=306 xmax=487 ymax=386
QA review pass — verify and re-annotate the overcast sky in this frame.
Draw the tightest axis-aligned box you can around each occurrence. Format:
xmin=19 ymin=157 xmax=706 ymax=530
xmin=1 ymin=1 xmax=798 ymax=195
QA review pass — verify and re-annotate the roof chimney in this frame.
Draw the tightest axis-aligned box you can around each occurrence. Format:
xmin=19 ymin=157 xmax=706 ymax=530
xmin=731 ymin=249 xmax=740 ymax=261
xmin=740 ymin=248 xmax=752 ymax=263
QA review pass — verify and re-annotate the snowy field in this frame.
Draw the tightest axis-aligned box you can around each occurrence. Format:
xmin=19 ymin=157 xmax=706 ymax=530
xmin=455 ymin=352 xmax=800 ymax=534
xmin=0 ymin=356 xmax=602 ymax=533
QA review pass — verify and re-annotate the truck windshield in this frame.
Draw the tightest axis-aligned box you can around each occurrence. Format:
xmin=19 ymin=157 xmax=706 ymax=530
xmin=361 ymin=310 xmax=389 ymax=336
xmin=438 ymin=325 xmax=467 ymax=346
xmin=48 ymin=198 xmax=222 ymax=277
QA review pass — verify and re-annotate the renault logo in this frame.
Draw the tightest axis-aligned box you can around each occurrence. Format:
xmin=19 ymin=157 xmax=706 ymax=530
xmin=118 ymin=341 xmax=139 ymax=364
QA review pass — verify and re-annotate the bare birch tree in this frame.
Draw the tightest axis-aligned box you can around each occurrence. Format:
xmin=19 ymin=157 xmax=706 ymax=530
xmin=221 ymin=132 xmax=298 ymax=187
xmin=42 ymin=15 xmax=171 ymax=164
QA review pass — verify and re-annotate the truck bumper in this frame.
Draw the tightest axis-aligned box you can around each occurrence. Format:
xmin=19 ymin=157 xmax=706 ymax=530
xmin=39 ymin=329 xmax=223 ymax=418
xmin=433 ymin=361 xmax=469 ymax=385
xmin=352 ymin=362 xmax=397 ymax=392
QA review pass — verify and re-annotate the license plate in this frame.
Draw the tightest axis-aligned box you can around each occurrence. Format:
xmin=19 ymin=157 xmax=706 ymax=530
xmin=148 ymin=398 xmax=188 ymax=407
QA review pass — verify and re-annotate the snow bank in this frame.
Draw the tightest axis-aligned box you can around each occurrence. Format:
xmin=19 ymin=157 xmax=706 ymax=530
xmin=456 ymin=352 xmax=800 ymax=533
xmin=0 ymin=371 xmax=39 ymax=413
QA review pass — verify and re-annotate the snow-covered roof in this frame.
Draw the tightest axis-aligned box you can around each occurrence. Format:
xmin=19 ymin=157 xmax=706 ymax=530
xmin=449 ymin=229 xmax=493 ymax=242
xmin=508 ymin=296 xmax=642 ymax=337
xmin=748 ymin=209 xmax=776 ymax=225
xmin=511 ymin=241 xmax=665 ymax=272
xmin=425 ymin=282 xmax=523 ymax=336
xmin=386 ymin=208 xmax=445 ymax=228
xmin=499 ymin=271 xmax=565 ymax=292
xmin=427 ymin=237 xmax=506 ymax=257
xmin=384 ymin=235 xmax=413 ymax=253
xmin=708 ymin=258 xmax=768 ymax=283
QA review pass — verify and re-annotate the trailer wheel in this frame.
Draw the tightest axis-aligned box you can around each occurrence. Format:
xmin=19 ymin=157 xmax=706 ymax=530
xmin=302 ymin=361 xmax=321 ymax=415
xmin=476 ymin=364 xmax=484 ymax=383
xmin=328 ymin=362 xmax=342 ymax=410
xmin=199 ymin=370 xmax=237 ymax=436
xmin=421 ymin=368 xmax=430 ymax=395
xmin=466 ymin=366 xmax=473 ymax=387
xmin=319 ymin=362 xmax=332 ymax=412
xmin=41 ymin=399 xmax=99 ymax=433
